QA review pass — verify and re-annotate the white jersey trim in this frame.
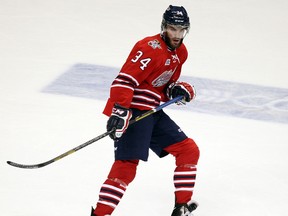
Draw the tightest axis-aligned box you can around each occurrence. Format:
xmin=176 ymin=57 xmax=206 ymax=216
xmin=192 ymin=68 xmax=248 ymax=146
xmin=119 ymin=72 xmax=139 ymax=86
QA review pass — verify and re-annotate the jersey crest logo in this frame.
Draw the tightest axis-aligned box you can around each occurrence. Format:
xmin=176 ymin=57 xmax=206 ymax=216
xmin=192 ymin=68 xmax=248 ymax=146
xmin=148 ymin=39 xmax=162 ymax=49
xmin=151 ymin=67 xmax=177 ymax=87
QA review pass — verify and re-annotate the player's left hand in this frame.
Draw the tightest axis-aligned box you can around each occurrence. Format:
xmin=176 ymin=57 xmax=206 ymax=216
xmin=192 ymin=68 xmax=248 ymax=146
xmin=167 ymin=81 xmax=196 ymax=104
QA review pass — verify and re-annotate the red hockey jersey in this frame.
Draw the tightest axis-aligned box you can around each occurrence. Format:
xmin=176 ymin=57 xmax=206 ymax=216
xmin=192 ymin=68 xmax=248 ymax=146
xmin=103 ymin=33 xmax=188 ymax=116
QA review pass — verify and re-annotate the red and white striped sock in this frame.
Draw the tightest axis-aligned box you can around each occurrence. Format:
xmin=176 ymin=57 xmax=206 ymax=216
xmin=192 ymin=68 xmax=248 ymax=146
xmin=94 ymin=179 xmax=126 ymax=215
xmin=173 ymin=165 xmax=197 ymax=203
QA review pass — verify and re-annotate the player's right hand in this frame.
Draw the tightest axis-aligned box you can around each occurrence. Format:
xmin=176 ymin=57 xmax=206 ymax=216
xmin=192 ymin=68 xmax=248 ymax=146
xmin=107 ymin=104 xmax=132 ymax=140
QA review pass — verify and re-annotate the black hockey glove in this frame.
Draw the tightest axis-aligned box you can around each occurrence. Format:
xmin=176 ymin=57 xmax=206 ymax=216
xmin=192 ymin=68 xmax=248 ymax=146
xmin=107 ymin=104 xmax=132 ymax=140
xmin=167 ymin=81 xmax=196 ymax=104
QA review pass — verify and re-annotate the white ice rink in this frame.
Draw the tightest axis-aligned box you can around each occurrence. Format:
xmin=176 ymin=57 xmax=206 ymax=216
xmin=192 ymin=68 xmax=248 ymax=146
xmin=1 ymin=1 xmax=288 ymax=215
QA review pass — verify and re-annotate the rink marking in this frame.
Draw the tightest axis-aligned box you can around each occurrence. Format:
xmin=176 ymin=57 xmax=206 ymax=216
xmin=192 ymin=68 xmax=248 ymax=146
xmin=42 ymin=64 xmax=288 ymax=124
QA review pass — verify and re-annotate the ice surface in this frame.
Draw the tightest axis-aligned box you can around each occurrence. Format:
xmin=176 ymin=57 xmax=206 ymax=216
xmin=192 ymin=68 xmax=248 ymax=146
xmin=1 ymin=1 xmax=288 ymax=216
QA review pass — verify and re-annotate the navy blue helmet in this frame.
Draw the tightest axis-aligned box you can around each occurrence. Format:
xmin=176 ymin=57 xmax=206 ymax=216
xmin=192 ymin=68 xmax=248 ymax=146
xmin=161 ymin=5 xmax=190 ymax=31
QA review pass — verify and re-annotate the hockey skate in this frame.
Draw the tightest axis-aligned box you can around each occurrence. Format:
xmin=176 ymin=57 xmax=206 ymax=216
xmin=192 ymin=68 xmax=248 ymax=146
xmin=171 ymin=200 xmax=198 ymax=216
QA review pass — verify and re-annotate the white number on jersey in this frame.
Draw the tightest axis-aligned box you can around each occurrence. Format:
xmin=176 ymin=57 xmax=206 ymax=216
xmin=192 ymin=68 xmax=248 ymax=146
xmin=131 ymin=50 xmax=151 ymax=71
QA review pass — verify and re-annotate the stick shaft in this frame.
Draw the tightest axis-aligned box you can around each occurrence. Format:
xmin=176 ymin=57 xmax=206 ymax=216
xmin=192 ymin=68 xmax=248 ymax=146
xmin=7 ymin=96 xmax=183 ymax=169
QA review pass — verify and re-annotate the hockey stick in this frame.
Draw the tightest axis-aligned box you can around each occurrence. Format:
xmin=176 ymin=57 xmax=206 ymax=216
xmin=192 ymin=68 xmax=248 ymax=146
xmin=7 ymin=95 xmax=184 ymax=169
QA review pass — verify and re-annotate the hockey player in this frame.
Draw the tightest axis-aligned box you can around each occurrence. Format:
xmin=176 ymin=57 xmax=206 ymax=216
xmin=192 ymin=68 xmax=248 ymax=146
xmin=91 ymin=5 xmax=200 ymax=216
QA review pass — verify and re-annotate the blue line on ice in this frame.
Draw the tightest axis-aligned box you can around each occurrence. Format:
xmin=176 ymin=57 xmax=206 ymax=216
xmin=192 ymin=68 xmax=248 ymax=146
xmin=42 ymin=63 xmax=288 ymax=124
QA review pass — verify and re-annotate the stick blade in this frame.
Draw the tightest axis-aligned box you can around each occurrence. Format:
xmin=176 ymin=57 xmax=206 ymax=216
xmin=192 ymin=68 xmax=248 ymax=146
xmin=7 ymin=160 xmax=46 ymax=169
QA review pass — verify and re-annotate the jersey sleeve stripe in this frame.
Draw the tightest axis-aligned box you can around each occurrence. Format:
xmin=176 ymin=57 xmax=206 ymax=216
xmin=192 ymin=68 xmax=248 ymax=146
xmin=118 ymin=72 xmax=139 ymax=86
xmin=111 ymin=84 xmax=135 ymax=92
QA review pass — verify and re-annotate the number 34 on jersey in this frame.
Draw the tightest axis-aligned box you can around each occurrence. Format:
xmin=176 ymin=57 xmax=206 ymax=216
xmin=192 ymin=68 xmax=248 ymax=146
xmin=131 ymin=51 xmax=151 ymax=71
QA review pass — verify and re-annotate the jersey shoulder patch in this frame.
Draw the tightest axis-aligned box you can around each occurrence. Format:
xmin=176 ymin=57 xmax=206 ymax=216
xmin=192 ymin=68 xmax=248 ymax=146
xmin=147 ymin=39 xmax=162 ymax=50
